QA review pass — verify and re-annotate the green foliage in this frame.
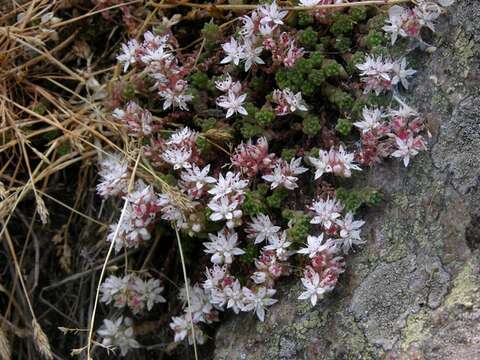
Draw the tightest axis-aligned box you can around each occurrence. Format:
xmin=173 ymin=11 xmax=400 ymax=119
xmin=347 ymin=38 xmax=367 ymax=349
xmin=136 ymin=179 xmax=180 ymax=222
xmin=364 ymin=30 xmax=387 ymax=49
xmin=122 ymin=82 xmax=136 ymax=100
xmin=240 ymin=122 xmax=263 ymax=139
xmin=350 ymin=6 xmax=367 ymax=22
xmin=303 ymin=115 xmax=321 ymax=136
xmin=242 ymin=190 xmax=268 ymax=216
xmin=159 ymin=173 xmax=177 ymax=186
xmin=201 ymin=22 xmax=222 ymax=50
xmin=335 ymin=118 xmax=352 ymax=136
xmin=336 ymin=187 xmax=383 ymax=213
xmin=346 ymin=51 xmax=365 ymax=74
xmin=322 ymin=60 xmax=347 ymax=79
xmin=255 ymin=108 xmax=276 ymax=127
xmin=330 ymin=14 xmax=354 ymax=35
xmin=308 ymin=69 xmax=325 ymax=86
xmin=297 ymin=11 xmax=314 ymax=28
xmin=266 ymin=187 xmax=289 ymax=209
xmin=295 ymin=58 xmax=313 ymax=74
xmin=309 ymin=51 xmax=325 ymax=68
xmin=194 ymin=117 xmax=217 ymax=132
xmin=297 ymin=27 xmax=318 ymax=49
xmin=286 ymin=213 xmax=311 ymax=243
xmin=190 ymin=72 xmax=211 ymax=90
xmin=196 ymin=136 xmax=212 ymax=154
xmin=281 ymin=148 xmax=297 ymax=162
xmin=334 ymin=36 xmax=352 ymax=52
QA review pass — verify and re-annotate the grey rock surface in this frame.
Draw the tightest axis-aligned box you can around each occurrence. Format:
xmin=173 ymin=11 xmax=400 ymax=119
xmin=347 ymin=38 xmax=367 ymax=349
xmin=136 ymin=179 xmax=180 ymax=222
xmin=213 ymin=1 xmax=480 ymax=359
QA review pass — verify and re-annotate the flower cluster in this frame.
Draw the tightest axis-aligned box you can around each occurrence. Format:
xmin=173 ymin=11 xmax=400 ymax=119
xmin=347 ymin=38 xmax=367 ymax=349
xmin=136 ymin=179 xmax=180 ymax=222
xmin=112 ymin=101 xmax=156 ymax=137
xmin=271 ymin=88 xmax=308 ymax=116
xmin=308 ymin=146 xmax=361 ymax=180
xmin=221 ymin=2 xmax=304 ymax=72
xmin=97 ymin=316 xmax=140 ymax=356
xmin=100 ymin=274 xmax=166 ymax=314
xmin=356 ymin=56 xmax=416 ymax=95
xmin=231 ymin=137 xmax=276 ymax=177
xmin=96 ymin=155 xmax=129 ymax=198
xmin=107 ymin=181 xmax=161 ymax=252
xmin=215 ymin=74 xmax=248 ymax=118
xmin=116 ymin=30 xmax=192 ymax=110
xmin=354 ymin=98 xmax=428 ymax=166
xmin=383 ymin=1 xmax=454 ymax=46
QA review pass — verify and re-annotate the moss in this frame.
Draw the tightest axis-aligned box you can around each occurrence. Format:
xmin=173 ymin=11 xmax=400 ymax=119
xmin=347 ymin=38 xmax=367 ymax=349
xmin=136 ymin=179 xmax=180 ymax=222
xmin=363 ymin=30 xmax=387 ymax=49
xmin=297 ymin=11 xmax=314 ymax=28
xmin=201 ymin=22 xmax=222 ymax=50
xmin=240 ymin=122 xmax=264 ymax=139
xmin=297 ymin=27 xmax=318 ymax=49
xmin=334 ymin=36 xmax=352 ymax=53
xmin=350 ymin=6 xmax=367 ymax=22
xmin=335 ymin=118 xmax=352 ymax=136
xmin=330 ymin=14 xmax=354 ymax=35
xmin=287 ymin=214 xmax=311 ymax=243
xmin=308 ymin=69 xmax=325 ymax=86
xmin=190 ymin=72 xmax=211 ymax=90
xmin=267 ymin=187 xmax=289 ymax=209
xmin=255 ymin=108 xmax=276 ymax=127
xmin=302 ymin=115 xmax=321 ymax=136
xmin=445 ymin=260 xmax=479 ymax=307
xmin=336 ymin=187 xmax=382 ymax=213
xmin=281 ymin=148 xmax=297 ymax=162
xmin=242 ymin=190 xmax=268 ymax=216
xmin=309 ymin=51 xmax=325 ymax=68
xmin=400 ymin=310 xmax=431 ymax=351
xmin=122 ymin=82 xmax=136 ymax=100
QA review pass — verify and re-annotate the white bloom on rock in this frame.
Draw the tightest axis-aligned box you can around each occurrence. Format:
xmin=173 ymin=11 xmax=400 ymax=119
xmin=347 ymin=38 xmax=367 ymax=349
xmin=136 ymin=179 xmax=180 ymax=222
xmin=392 ymin=57 xmax=417 ymax=89
xmin=298 ymin=272 xmax=327 ymax=306
xmin=208 ymin=196 xmax=243 ymax=229
xmin=335 ymin=212 xmax=365 ymax=254
xmin=242 ymin=286 xmax=278 ymax=321
xmin=353 ymin=107 xmax=385 ymax=133
xmin=203 ymin=229 xmax=245 ymax=264
xmin=258 ymin=2 xmax=287 ymax=26
xmin=225 ymin=279 xmax=244 ymax=314
xmin=297 ymin=234 xmax=333 ymax=258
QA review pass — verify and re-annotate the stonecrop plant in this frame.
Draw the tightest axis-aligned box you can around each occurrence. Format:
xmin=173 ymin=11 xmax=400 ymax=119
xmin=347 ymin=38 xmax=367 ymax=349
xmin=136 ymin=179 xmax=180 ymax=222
xmin=88 ymin=0 xmax=453 ymax=357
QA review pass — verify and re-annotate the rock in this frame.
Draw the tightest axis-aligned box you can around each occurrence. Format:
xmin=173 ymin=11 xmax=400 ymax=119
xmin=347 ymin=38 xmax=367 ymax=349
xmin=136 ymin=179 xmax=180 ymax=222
xmin=212 ymin=1 xmax=480 ymax=359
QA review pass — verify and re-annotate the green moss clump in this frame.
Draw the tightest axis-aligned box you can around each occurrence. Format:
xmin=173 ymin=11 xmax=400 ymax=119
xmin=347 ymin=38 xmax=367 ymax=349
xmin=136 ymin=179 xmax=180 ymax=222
xmin=255 ymin=108 xmax=276 ymax=127
xmin=330 ymin=14 xmax=354 ymax=35
xmin=266 ymin=187 xmax=289 ymax=209
xmin=301 ymin=82 xmax=316 ymax=97
xmin=159 ymin=173 xmax=178 ymax=186
xmin=195 ymin=117 xmax=217 ymax=132
xmin=240 ymin=122 xmax=263 ymax=139
xmin=281 ymin=148 xmax=297 ymax=162
xmin=322 ymin=60 xmax=347 ymax=79
xmin=334 ymin=36 xmax=352 ymax=53
xmin=286 ymin=214 xmax=311 ymax=243
xmin=201 ymin=23 xmax=222 ymax=50
xmin=325 ymin=87 xmax=354 ymax=112
xmin=335 ymin=118 xmax=352 ymax=136
xmin=295 ymin=58 xmax=313 ymax=74
xmin=33 ymin=103 xmax=46 ymax=115
xmin=364 ymin=30 xmax=387 ymax=49
xmin=308 ymin=69 xmax=325 ymax=86
xmin=303 ymin=115 xmax=322 ymax=136
xmin=196 ymin=136 xmax=212 ymax=154
xmin=309 ymin=51 xmax=325 ymax=68
xmin=350 ymin=6 xmax=367 ymax=22
xmin=242 ymin=190 xmax=268 ymax=216
xmin=346 ymin=51 xmax=365 ymax=74
xmin=190 ymin=72 xmax=211 ymax=90
xmin=336 ymin=187 xmax=383 ymax=212
xmin=297 ymin=27 xmax=318 ymax=49
xmin=122 ymin=82 xmax=136 ymax=100
xmin=297 ymin=11 xmax=314 ymax=28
